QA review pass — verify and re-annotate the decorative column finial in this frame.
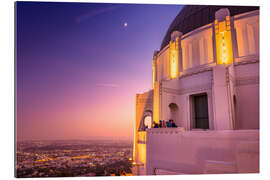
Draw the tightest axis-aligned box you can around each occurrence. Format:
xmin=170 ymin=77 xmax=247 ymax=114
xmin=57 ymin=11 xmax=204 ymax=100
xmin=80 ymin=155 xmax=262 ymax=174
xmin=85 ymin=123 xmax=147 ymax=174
xmin=214 ymin=8 xmax=233 ymax=65
xmin=169 ymin=31 xmax=182 ymax=79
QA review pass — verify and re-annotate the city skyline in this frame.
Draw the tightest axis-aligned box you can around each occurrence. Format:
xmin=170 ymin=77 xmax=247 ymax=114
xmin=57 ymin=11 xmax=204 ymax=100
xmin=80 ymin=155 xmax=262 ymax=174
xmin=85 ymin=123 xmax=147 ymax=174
xmin=16 ymin=2 xmax=183 ymax=141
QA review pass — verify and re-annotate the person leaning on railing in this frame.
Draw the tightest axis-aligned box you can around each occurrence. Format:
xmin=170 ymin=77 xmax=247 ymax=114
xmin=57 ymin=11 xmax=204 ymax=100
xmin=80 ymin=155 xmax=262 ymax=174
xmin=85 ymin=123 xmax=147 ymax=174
xmin=166 ymin=120 xmax=172 ymax=127
xmin=171 ymin=119 xmax=177 ymax=128
xmin=166 ymin=119 xmax=177 ymax=128
xmin=153 ymin=122 xmax=159 ymax=128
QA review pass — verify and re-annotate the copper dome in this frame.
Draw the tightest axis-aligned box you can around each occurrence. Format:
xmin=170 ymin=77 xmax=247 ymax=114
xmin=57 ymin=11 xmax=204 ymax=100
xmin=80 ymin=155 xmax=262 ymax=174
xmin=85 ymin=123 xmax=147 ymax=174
xmin=160 ymin=5 xmax=259 ymax=50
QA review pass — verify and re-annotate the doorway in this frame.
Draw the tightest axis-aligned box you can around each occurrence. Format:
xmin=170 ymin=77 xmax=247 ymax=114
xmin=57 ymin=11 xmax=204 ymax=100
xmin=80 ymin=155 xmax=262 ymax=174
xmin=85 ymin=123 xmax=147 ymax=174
xmin=138 ymin=110 xmax=152 ymax=131
xmin=192 ymin=93 xmax=209 ymax=129
xmin=144 ymin=116 xmax=152 ymax=129
xmin=169 ymin=103 xmax=179 ymax=124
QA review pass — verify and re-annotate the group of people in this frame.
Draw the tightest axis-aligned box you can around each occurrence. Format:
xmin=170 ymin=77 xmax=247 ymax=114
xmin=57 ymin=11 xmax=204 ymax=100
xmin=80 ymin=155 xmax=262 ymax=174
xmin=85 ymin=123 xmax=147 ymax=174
xmin=153 ymin=119 xmax=177 ymax=128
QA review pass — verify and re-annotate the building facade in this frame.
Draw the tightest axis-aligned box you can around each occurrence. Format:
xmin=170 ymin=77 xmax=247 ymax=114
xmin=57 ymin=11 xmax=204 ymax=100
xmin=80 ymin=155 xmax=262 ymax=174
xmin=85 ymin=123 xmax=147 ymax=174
xmin=133 ymin=5 xmax=259 ymax=175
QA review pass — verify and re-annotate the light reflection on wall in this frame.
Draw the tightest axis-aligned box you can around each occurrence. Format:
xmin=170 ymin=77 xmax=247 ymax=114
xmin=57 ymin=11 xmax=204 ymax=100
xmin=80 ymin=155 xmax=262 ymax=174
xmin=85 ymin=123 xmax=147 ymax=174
xmin=169 ymin=38 xmax=179 ymax=79
xmin=133 ymin=91 xmax=153 ymax=167
xmin=152 ymin=58 xmax=156 ymax=89
xmin=136 ymin=131 xmax=146 ymax=164
xmin=137 ymin=143 xmax=146 ymax=164
xmin=215 ymin=16 xmax=233 ymax=65
xmin=153 ymin=82 xmax=160 ymax=124
xmin=144 ymin=116 xmax=152 ymax=129
xmin=138 ymin=131 xmax=146 ymax=142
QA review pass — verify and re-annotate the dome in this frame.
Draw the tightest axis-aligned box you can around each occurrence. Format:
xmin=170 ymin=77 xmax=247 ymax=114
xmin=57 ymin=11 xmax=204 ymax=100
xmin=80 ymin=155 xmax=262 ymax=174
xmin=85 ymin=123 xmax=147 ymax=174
xmin=160 ymin=5 xmax=259 ymax=50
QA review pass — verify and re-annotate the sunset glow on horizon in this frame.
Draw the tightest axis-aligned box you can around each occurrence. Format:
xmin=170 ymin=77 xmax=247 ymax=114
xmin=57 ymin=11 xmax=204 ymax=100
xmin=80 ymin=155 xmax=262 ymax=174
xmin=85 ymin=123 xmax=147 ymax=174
xmin=16 ymin=2 xmax=182 ymax=141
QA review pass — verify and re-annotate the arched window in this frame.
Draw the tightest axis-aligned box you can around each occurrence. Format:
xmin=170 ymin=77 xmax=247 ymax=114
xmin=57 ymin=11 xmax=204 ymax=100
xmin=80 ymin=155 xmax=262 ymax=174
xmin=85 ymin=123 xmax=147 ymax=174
xmin=144 ymin=116 xmax=152 ymax=129
xmin=138 ymin=110 xmax=152 ymax=131
xmin=168 ymin=103 xmax=179 ymax=126
xmin=169 ymin=103 xmax=178 ymax=111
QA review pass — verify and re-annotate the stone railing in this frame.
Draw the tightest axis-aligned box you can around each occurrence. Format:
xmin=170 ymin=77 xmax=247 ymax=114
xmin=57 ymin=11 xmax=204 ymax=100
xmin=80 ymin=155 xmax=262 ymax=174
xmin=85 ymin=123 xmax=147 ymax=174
xmin=145 ymin=129 xmax=259 ymax=175
xmin=147 ymin=127 xmax=185 ymax=134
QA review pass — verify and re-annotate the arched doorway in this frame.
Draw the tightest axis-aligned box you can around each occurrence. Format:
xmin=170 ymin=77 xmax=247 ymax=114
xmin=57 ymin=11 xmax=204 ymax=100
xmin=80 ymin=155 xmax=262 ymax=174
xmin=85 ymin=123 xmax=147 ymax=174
xmin=168 ymin=103 xmax=179 ymax=124
xmin=138 ymin=110 xmax=153 ymax=131
xmin=144 ymin=116 xmax=152 ymax=129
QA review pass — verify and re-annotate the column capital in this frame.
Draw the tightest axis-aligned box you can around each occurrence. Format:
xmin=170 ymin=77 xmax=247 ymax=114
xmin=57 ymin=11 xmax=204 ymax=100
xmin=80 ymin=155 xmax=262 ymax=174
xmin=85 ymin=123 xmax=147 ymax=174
xmin=215 ymin=8 xmax=230 ymax=22
xmin=170 ymin=30 xmax=183 ymax=42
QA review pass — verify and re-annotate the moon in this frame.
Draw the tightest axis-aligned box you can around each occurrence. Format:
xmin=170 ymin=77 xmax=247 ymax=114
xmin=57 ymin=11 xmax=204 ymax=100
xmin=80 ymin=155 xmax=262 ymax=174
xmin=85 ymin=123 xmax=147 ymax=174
xmin=124 ymin=22 xmax=128 ymax=27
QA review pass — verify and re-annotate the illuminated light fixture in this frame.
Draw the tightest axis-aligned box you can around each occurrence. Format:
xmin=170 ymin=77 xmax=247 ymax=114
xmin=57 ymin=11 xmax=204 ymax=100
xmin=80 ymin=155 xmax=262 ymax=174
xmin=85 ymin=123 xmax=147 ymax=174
xmin=152 ymin=51 xmax=158 ymax=89
xmin=215 ymin=16 xmax=233 ymax=65
xmin=152 ymin=59 xmax=156 ymax=89
xmin=169 ymin=37 xmax=179 ymax=79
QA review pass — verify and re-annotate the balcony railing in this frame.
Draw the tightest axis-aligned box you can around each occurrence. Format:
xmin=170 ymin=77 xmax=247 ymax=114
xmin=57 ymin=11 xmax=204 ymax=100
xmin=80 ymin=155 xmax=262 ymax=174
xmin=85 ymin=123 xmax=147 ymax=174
xmin=145 ymin=129 xmax=259 ymax=175
xmin=147 ymin=127 xmax=185 ymax=134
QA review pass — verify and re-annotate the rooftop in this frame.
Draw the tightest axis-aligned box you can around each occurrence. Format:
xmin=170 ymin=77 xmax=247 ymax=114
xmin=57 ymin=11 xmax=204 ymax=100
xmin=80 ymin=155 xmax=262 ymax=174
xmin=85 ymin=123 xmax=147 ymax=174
xmin=160 ymin=5 xmax=259 ymax=50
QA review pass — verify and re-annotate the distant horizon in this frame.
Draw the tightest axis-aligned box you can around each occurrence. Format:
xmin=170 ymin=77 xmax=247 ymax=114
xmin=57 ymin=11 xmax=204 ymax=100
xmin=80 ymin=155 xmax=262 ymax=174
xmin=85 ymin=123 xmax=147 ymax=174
xmin=16 ymin=136 xmax=134 ymax=142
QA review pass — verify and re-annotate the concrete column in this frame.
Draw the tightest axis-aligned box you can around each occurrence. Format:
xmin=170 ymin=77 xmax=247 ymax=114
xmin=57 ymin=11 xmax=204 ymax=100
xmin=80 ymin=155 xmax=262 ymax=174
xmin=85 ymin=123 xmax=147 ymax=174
xmin=153 ymin=82 xmax=161 ymax=124
xmin=178 ymin=35 xmax=183 ymax=75
xmin=206 ymin=90 xmax=214 ymax=130
xmin=169 ymin=31 xmax=183 ymax=79
xmin=214 ymin=8 xmax=234 ymax=65
xmin=152 ymin=51 xmax=158 ymax=89
xmin=212 ymin=65 xmax=233 ymax=130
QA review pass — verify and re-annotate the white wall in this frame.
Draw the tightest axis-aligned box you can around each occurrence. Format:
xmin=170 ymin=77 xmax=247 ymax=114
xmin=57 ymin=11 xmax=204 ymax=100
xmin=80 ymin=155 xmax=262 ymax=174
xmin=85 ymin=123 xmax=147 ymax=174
xmin=156 ymin=48 xmax=170 ymax=82
xmin=181 ymin=26 xmax=214 ymax=71
xmin=156 ymin=24 xmax=214 ymax=82
xmin=234 ymin=62 xmax=259 ymax=129
xmin=161 ymin=70 xmax=213 ymax=130
xmin=141 ymin=8 xmax=260 ymax=177
xmin=234 ymin=11 xmax=259 ymax=60
xmin=146 ymin=129 xmax=259 ymax=175
xmin=134 ymin=90 xmax=153 ymax=170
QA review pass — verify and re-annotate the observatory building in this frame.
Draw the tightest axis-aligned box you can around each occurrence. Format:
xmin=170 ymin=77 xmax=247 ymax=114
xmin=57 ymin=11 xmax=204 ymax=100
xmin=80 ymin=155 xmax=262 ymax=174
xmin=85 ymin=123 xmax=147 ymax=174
xmin=133 ymin=5 xmax=259 ymax=175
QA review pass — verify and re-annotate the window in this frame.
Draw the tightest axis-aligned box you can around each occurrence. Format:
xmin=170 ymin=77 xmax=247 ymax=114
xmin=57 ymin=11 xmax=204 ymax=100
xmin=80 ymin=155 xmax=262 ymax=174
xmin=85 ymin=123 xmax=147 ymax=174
xmin=144 ymin=116 xmax=152 ymax=129
xmin=138 ymin=110 xmax=152 ymax=131
xmin=191 ymin=93 xmax=209 ymax=129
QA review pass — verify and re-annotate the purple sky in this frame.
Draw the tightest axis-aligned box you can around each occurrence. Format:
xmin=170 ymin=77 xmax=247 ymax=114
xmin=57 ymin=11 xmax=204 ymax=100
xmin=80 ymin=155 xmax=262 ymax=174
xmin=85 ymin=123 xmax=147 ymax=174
xmin=16 ymin=2 xmax=183 ymax=141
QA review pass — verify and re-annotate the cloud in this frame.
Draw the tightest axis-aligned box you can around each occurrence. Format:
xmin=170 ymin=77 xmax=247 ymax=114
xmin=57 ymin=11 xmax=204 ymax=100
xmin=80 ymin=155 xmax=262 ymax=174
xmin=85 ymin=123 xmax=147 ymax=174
xmin=75 ymin=5 xmax=122 ymax=24
xmin=96 ymin=83 xmax=119 ymax=88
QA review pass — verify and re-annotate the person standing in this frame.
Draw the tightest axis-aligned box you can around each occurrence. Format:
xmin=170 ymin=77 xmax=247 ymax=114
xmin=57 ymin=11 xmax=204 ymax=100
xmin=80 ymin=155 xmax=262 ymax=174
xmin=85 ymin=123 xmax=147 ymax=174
xmin=171 ymin=120 xmax=177 ymax=128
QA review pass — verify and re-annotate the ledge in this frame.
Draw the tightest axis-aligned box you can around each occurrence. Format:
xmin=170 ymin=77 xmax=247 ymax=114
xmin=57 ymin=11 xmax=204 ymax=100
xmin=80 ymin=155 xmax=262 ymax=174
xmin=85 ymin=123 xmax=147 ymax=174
xmin=179 ymin=62 xmax=215 ymax=79
xmin=234 ymin=54 xmax=259 ymax=66
xmin=147 ymin=127 xmax=185 ymax=134
xmin=233 ymin=10 xmax=259 ymax=21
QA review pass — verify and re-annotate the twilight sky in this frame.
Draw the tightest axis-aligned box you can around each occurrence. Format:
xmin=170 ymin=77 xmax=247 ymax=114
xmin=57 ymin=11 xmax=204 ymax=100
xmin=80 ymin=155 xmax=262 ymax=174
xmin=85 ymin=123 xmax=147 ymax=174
xmin=16 ymin=2 xmax=183 ymax=141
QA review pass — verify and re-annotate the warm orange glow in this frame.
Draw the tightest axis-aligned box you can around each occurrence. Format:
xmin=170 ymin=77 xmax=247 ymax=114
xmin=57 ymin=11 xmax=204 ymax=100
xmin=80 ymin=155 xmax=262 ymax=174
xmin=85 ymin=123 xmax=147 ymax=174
xmin=215 ymin=17 xmax=233 ymax=65
xmin=169 ymin=38 xmax=179 ymax=79
xmin=133 ymin=92 xmax=152 ymax=167
xmin=133 ymin=95 xmax=138 ymax=162
xmin=144 ymin=116 xmax=152 ymax=129
xmin=36 ymin=158 xmax=53 ymax=162
xmin=138 ymin=131 xmax=146 ymax=142
xmin=137 ymin=143 xmax=146 ymax=164
xmin=152 ymin=59 xmax=156 ymax=88
xmin=153 ymin=82 xmax=160 ymax=124
xmin=71 ymin=155 xmax=93 ymax=159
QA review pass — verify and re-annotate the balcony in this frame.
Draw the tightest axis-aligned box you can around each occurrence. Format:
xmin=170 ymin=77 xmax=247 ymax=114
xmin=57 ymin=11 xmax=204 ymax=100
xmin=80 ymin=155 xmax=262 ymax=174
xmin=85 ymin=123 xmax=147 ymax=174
xmin=145 ymin=129 xmax=259 ymax=175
